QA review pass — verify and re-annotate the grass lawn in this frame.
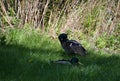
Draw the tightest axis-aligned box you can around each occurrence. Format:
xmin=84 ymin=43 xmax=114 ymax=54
xmin=0 ymin=30 xmax=120 ymax=81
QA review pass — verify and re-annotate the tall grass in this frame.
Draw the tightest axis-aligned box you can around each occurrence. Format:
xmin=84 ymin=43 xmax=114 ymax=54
xmin=0 ymin=0 xmax=120 ymax=53
xmin=46 ymin=0 xmax=120 ymax=53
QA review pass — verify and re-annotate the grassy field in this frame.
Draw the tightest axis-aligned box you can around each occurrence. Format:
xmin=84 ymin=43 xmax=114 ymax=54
xmin=0 ymin=29 xmax=120 ymax=81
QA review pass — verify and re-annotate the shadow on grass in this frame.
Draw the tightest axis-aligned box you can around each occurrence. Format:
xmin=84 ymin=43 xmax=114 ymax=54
xmin=0 ymin=43 xmax=63 ymax=81
xmin=0 ymin=44 xmax=120 ymax=81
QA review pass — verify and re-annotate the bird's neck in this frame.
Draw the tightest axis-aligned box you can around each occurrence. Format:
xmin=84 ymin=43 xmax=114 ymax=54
xmin=60 ymin=39 xmax=68 ymax=43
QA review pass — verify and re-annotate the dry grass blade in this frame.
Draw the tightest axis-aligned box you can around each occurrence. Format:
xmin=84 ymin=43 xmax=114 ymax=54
xmin=0 ymin=0 xmax=14 ymax=28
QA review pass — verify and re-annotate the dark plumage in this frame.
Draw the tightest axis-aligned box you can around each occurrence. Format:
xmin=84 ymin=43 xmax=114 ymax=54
xmin=58 ymin=33 xmax=87 ymax=56
xmin=54 ymin=57 xmax=82 ymax=65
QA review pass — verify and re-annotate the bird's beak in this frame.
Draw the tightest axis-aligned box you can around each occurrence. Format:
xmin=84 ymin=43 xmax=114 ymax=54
xmin=78 ymin=62 xmax=83 ymax=65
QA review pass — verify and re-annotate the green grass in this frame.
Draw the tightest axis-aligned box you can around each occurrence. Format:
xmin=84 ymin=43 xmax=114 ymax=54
xmin=0 ymin=29 xmax=120 ymax=81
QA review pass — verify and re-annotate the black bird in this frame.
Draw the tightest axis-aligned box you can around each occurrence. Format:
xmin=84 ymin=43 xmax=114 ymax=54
xmin=54 ymin=57 xmax=83 ymax=65
xmin=58 ymin=33 xmax=87 ymax=56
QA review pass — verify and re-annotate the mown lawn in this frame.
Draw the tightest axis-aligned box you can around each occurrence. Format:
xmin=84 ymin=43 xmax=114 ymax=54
xmin=0 ymin=29 xmax=120 ymax=81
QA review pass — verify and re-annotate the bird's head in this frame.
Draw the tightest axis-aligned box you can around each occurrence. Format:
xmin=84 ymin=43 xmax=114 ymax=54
xmin=70 ymin=57 xmax=83 ymax=65
xmin=58 ymin=33 xmax=68 ymax=42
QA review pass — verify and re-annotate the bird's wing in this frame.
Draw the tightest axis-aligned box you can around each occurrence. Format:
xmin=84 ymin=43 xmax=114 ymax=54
xmin=67 ymin=40 xmax=87 ymax=55
xmin=54 ymin=60 xmax=71 ymax=65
